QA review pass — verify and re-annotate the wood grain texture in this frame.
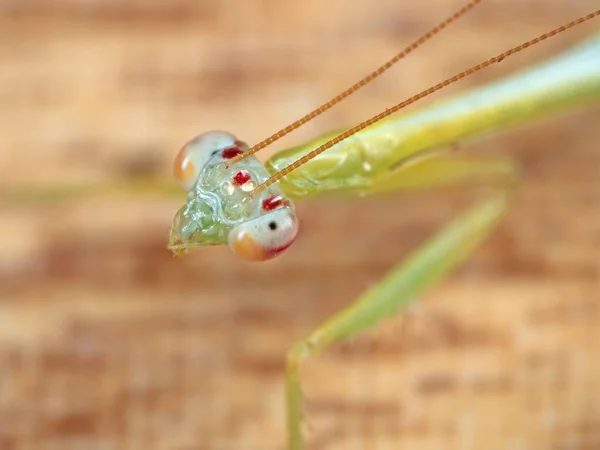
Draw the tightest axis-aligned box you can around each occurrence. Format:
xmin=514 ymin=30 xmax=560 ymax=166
xmin=1 ymin=1 xmax=599 ymax=449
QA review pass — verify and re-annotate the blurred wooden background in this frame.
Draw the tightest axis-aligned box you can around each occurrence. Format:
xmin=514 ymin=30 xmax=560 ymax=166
xmin=1 ymin=0 xmax=599 ymax=449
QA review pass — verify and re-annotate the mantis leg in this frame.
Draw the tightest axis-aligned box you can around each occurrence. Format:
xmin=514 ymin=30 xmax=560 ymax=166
xmin=286 ymin=155 xmax=518 ymax=450
xmin=2 ymin=179 xmax=181 ymax=206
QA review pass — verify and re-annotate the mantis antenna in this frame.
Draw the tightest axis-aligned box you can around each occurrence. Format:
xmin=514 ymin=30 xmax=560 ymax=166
xmin=251 ymin=9 xmax=600 ymax=196
xmin=226 ymin=0 xmax=484 ymax=167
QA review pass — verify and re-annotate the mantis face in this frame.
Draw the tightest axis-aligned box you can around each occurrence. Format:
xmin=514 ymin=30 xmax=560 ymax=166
xmin=170 ymin=130 xmax=299 ymax=261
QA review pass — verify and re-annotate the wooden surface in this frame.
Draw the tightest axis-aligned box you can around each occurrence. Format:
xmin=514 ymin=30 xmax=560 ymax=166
xmin=1 ymin=1 xmax=599 ymax=449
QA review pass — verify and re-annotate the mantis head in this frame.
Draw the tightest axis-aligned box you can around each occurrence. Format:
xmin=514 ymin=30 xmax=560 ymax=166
xmin=169 ymin=130 xmax=299 ymax=262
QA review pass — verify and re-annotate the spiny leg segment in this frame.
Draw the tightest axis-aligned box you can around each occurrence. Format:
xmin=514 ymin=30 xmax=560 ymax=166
xmin=285 ymin=154 xmax=517 ymax=449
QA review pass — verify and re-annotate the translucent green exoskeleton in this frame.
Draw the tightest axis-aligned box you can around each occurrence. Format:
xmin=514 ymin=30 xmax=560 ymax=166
xmin=5 ymin=3 xmax=600 ymax=449
xmin=169 ymin=130 xmax=298 ymax=261
xmin=162 ymin=4 xmax=600 ymax=447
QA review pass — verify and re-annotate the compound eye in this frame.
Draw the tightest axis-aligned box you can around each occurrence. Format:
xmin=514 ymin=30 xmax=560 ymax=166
xmin=173 ymin=144 xmax=198 ymax=191
xmin=173 ymin=130 xmax=238 ymax=191
xmin=228 ymin=208 xmax=299 ymax=262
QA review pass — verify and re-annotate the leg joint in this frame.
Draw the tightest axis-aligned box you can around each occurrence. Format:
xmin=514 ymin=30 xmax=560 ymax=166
xmin=286 ymin=340 xmax=313 ymax=372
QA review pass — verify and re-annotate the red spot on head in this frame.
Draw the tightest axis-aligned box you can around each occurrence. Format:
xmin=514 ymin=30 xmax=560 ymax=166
xmin=233 ymin=170 xmax=251 ymax=186
xmin=262 ymin=195 xmax=283 ymax=211
xmin=222 ymin=145 xmax=243 ymax=159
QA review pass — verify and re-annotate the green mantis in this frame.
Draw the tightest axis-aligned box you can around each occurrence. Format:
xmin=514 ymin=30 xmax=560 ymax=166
xmin=4 ymin=2 xmax=600 ymax=449
xmin=278 ymin=28 xmax=599 ymax=449
xmin=158 ymin=2 xmax=600 ymax=446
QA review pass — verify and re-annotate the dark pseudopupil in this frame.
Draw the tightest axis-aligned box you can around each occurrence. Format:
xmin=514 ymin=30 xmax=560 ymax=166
xmin=268 ymin=221 xmax=277 ymax=231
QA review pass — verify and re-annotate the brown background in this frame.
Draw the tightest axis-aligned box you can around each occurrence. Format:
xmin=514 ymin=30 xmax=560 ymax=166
xmin=1 ymin=1 xmax=599 ymax=449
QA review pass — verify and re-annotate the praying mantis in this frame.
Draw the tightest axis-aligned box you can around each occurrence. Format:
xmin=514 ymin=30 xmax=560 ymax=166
xmin=3 ymin=1 xmax=600 ymax=449
xmin=162 ymin=2 xmax=600 ymax=448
